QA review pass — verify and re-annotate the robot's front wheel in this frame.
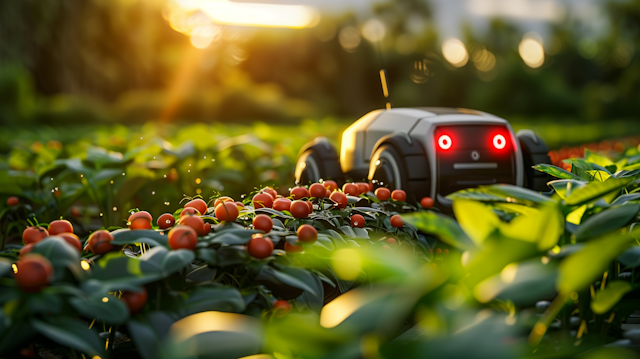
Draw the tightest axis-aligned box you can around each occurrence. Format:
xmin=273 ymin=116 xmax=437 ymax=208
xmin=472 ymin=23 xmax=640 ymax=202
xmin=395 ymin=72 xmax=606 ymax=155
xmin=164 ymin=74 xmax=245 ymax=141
xmin=368 ymin=144 xmax=407 ymax=191
xmin=295 ymin=138 xmax=344 ymax=186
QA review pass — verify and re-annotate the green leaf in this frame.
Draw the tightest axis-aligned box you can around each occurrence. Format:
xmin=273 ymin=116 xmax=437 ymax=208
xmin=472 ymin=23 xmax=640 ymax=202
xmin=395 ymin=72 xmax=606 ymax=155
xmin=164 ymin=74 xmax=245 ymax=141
xmin=585 ymin=149 xmax=614 ymax=168
xmin=0 ymin=257 xmax=12 ymax=277
xmin=453 ymin=199 xmax=499 ymax=246
xmin=129 ymin=311 xmax=176 ymax=359
xmin=30 ymin=317 xmax=105 ymax=357
xmin=557 ymin=232 xmax=636 ymax=294
xmin=140 ymin=246 xmax=195 ymax=276
xmin=83 ymin=253 xmax=163 ymax=294
xmin=611 ymin=193 xmax=640 ymax=205
xmin=401 ymin=211 xmax=475 ymax=250
xmin=31 ymin=236 xmax=83 ymax=281
xmin=217 ymin=246 xmax=249 ymax=267
xmin=111 ymin=229 xmax=170 ymax=248
xmin=485 ymin=184 xmax=555 ymax=205
xmin=565 ymin=177 xmax=632 ymax=206
xmin=616 ymin=246 xmax=640 ymax=268
xmin=181 ymin=285 xmax=246 ymax=316
xmin=574 ymin=202 xmax=640 ymax=242
xmin=499 ymin=203 xmax=564 ymax=250
xmin=533 ymin=164 xmax=579 ymax=180
xmin=548 ymin=179 xmax=587 ymax=200
xmin=256 ymin=264 xmax=320 ymax=297
xmin=591 ymin=281 xmax=632 ymax=314
xmin=69 ymin=295 xmax=130 ymax=325
xmin=196 ymin=248 xmax=218 ymax=266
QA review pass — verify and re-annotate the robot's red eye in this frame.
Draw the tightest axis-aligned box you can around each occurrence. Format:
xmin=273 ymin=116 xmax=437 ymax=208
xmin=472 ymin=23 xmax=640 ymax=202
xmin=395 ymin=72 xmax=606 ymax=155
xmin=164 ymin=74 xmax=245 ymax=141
xmin=493 ymin=134 xmax=506 ymax=149
xmin=438 ymin=135 xmax=452 ymax=150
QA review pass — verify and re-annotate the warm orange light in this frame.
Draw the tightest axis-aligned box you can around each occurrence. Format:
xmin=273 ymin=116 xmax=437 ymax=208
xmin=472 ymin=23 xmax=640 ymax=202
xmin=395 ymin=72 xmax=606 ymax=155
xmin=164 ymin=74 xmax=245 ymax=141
xmin=442 ymin=38 xmax=468 ymax=67
xmin=519 ymin=33 xmax=545 ymax=68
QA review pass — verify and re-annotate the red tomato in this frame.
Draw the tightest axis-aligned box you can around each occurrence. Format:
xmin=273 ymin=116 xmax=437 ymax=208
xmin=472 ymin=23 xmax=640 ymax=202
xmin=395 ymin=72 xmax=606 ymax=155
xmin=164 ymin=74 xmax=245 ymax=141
xmin=391 ymin=190 xmax=406 ymax=202
xmin=305 ymin=200 xmax=313 ymax=214
xmin=329 ymin=191 xmax=348 ymax=209
xmin=386 ymin=238 xmax=397 ymax=246
xmin=350 ymin=214 xmax=365 ymax=228
xmin=309 ymin=183 xmax=327 ymax=198
xmin=290 ymin=187 xmax=309 ymax=200
xmin=121 ymin=287 xmax=147 ymax=315
xmin=20 ymin=243 xmax=34 ymax=257
xmin=297 ymin=224 xmax=317 ymax=243
xmin=22 ymin=226 xmax=48 ymax=244
xmin=128 ymin=211 xmax=152 ymax=222
xmin=88 ymin=230 xmax=114 ymax=254
xmin=253 ymin=214 xmax=273 ymax=233
xmin=273 ymin=300 xmax=292 ymax=317
xmin=247 ymin=234 xmax=274 ymax=259
xmin=342 ymin=183 xmax=359 ymax=196
xmin=367 ymin=182 xmax=374 ymax=192
xmin=58 ymin=232 xmax=82 ymax=252
xmin=70 ymin=207 xmax=80 ymax=218
xmin=356 ymin=182 xmax=369 ymax=195
xmin=284 ymin=242 xmax=303 ymax=253
xmin=128 ymin=211 xmax=152 ymax=230
xmin=323 ymin=180 xmax=338 ymax=192
xmin=375 ymin=188 xmax=391 ymax=201
xmin=390 ymin=215 xmax=404 ymax=228
xmin=215 ymin=202 xmax=239 ymax=222
xmin=214 ymin=196 xmax=234 ymax=208
xmin=420 ymin=197 xmax=434 ymax=209
xmin=7 ymin=196 xmax=19 ymax=207
xmin=235 ymin=201 xmax=245 ymax=209
xmin=326 ymin=189 xmax=332 ymax=197
xmin=252 ymin=193 xmax=274 ymax=209
xmin=180 ymin=207 xmax=201 ymax=218
xmin=157 ymin=213 xmax=175 ymax=230
xmin=185 ymin=198 xmax=208 ymax=216
xmin=14 ymin=254 xmax=53 ymax=293
xmin=202 ymin=222 xmax=211 ymax=235
xmin=179 ymin=215 xmax=205 ymax=235
xmin=262 ymin=187 xmax=278 ymax=199
xmin=48 ymin=219 xmax=73 ymax=235
xmin=290 ymin=201 xmax=309 ymax=218
xmin=273 ymin=198 xmax=292 ymax=212
xmin=434 ymin=248 xmax=442 ymax=254
xmin=168 ymin=225 xmax=198 ymax=250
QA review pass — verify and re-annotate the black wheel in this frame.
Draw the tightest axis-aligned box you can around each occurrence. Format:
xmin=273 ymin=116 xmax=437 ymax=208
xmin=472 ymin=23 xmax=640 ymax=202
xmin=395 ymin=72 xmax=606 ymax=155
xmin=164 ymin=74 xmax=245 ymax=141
xmin=518 ymin=129 xmax=552 ymax=192
xmin=368 ymin=134 xmax=431 ymax=204
xmin=295 ymin=137 xmax=344 ymax=186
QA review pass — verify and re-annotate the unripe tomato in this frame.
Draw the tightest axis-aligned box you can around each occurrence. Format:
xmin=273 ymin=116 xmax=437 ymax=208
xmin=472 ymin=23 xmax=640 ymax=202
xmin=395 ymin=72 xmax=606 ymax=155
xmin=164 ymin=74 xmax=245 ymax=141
xmin=215 ymin=202 xmax=239 ymax=222
xmin=180 ymin=207 xmax=201 ymax=218
xmin=329 ymin=191 xmax=348 ymax=209
xmin=420 ymin=197 xmax=434 ymax=209
xmin=121 ymin=287 xmax=147 ymax=315
xmin=273 ymin=300 xmax=292 ymax=317
xmin=273 ymin=198 xmax=292 ymax=212
xmin=323 ymin=180 xmax=338 ymax=192
xmin=7 ymin=196 xmax=19 ymax=207
xmin=297 ymin=224 xmax=317 ymax=243
xmin=390 ymin=215 xmax=404 ymax=228
xmin=309 ymin=183 xmax=326 ymax=198
xmin=202 ymin=222 xmax=211 ymax=236
xmin=20 ymin=243 xmax=35 ymax=257
xmin=375 ymin=188 xmax=391 ymax=201
xmin=290 ymin=187 xmax=309 ymax=200
xmin=178 ymin=215 xmax=205 ymax=235
xmin=356 ymin=182 xmax=369 ymax=195
xmin=247 ymin=234 xmax=274 ymax=259
xmin=22 ymin=226 xmax=48 ymax=244
xmin=128 ymin=211 xmax=152 ymax=230
xmin=157 ymin=213 xmax=175 ymax=230
xmin=49 ymin=219 xmax=73 ymax=235
xmin=342 ymin=183 xmax=359 ymax=196
xmin=290 ymin=201 xmax=309 ymax=219
xmin=262 ymin=187 xmax=278 ymax=199
xmin=253 ymin=214 xmax=273 ymax=233
xmin=58 ymin=232 xmax=82 ymax=252
xmin=14 ymin=254 xmax=53 ymax=293
xmin=385 ymin=238 xmax=397 ymax=246
xmin=350 ymin=214 xmax=365 ymax=228
xmin=391 ymin=190 xmax=406 ymax=202
xmin=185 ymin=198 xmax=208 ymax=216
xmin=214 ymin=196 xmax=234 ymax=208
xmin=305 ymin=200 xmax=313 ymax=214
xmin=88 ymin=230 xmax=114 ymax=254
xmin=284 ymin=242 xmax=303 ymax=253
xmin=252 ymin=193 xmax=273 ymax=209
xmin=168 ymin=225 xmax=198 ymax=250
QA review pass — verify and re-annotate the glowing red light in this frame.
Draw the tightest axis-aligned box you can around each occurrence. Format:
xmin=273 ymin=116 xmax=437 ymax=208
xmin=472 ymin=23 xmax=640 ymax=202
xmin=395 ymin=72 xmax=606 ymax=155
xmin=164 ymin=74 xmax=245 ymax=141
xmin=493 ymin=134 xmax=506 ymax=149
xmin=438 ymin=135 xmax=452 ymax=150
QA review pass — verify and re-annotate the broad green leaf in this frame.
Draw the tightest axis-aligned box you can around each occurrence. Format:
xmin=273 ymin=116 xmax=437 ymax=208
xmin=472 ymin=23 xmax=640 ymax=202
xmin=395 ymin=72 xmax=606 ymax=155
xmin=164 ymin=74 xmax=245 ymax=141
xmin=585 ymin=149 xmax=614 ymax=168
xmin=31 ymin=317 xmax=105 ymax=357
xmin=256 ymin=264 xmax=320 ymax=297
xmin=181 ymin=285 xmax=246 ymax=316
xmin=566 ymin=205 xmax=587 ymax=225
xmin=83 ymin=253 xmax=163 ymax=294
xmin=139 ymin=246 xmax=195 ymax=276
xmin=0 ymin=257 xmax=12 ymax=277
xmin=111 ymin=229 xmax=170 ymax=248
xmin=563 ymin=158 xmax=611 ymax=173
xmin=547 ymin=179 xmax=587 ymax=200
xmin=617 ymin=246 xmax=640 ymax=268
xmin=557 ymin=232 xmax=636 ymax=294
xmin=565 ymin=177 xmax=632 ymax=206
xmin=611 ymin=193 xmax=640 ymax=205
xmin=401 ymin=211 xmax=475 ymax=250
xmin=586 ymin=170 xmax=611 ymax=182
xmin=129 ymin=311 xmax=176 ymax=359
xmin=447 ymin=189 xmax=506 ymax=202
xmin=31 ymin=236 xmax=83 ymax=281
xmin=453 ymin=199 xmax=499 ymax=246
xmin=591 ymin=281 xmax=632 ymax=314
xmin=532 ymin=164 xmax=579 ymax=180
xmin=574 ymin=202 xmax=640 ymax=242
xmin=622 ymin=163 xmax=640 ymax=171
xmin=69 ymin=295 xmax=130 ymax=325
xmin=485 ymin=184 xmax=555 ymax=205
xmin=499 ymin=204 xmax=564 ymax=250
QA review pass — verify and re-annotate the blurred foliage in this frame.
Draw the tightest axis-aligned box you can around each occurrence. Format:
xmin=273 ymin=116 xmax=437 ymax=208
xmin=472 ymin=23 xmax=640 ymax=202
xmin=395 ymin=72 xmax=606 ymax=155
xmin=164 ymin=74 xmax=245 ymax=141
xmin=2 ymin=0 xmax=640 ymax=125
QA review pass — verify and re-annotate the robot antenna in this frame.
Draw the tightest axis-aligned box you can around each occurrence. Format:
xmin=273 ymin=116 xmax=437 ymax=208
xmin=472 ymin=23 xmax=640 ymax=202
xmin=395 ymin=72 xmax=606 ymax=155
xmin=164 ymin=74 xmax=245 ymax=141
xmin=379 ymin=69 xmax=392 ymax=110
